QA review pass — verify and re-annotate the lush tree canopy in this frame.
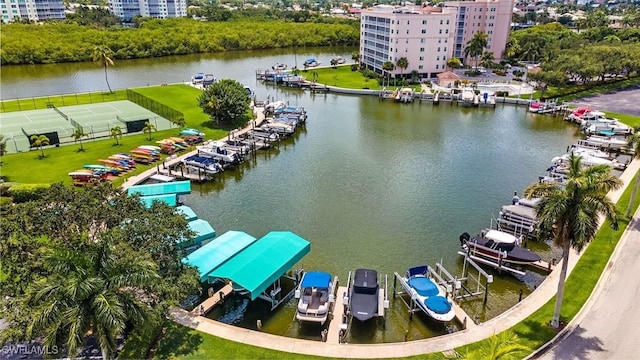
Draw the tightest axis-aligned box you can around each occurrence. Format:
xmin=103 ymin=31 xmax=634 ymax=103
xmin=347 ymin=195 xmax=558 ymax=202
xmin=0 ymin=17 xmax=359 ymax=65
xmin=198 ymin=79 xmax=251 ymax=127
xmin=0 ymin=183 xmax=200 ymax=354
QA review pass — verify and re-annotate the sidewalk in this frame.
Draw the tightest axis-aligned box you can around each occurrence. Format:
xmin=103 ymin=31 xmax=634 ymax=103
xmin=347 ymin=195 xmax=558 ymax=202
xmin=170 ymin=161 xmax=640 ymax=357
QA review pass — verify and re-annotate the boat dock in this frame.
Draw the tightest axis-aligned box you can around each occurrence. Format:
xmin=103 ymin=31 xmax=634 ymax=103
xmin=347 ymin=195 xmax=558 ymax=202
xmin=326 ymin=285 xmax=347 ymax=344
xmin=192 ymin=283 xmax=233 ymax=315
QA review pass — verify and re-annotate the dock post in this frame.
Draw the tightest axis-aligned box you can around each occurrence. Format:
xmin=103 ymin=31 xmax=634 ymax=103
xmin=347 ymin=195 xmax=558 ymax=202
xmin=483 ymin=278 xmax=489 ymax=305
xmin=518 ymin=289 xmax=523 ymax=302
xmin=392 ymin=275 xmax=397 ymax=298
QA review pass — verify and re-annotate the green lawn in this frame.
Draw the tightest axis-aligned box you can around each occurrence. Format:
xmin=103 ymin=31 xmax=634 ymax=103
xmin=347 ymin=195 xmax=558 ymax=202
xmin=300 ymin=65 xmax=421 ymax=91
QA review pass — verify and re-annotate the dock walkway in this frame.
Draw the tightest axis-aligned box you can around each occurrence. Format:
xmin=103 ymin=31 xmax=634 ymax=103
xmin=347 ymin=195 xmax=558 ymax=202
xmin=192 ymin=284 xmax=233 ymax=315
xmin=326 ymin=286 xmax=347 ymax=344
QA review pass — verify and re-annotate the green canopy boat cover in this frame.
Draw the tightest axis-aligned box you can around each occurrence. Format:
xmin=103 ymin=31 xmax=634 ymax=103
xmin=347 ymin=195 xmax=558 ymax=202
xmin=182 ymin=231 xmax=257 ymax=282
xmin=140 ymin=193 xmax=177 ymax=208
xmin=208 ymin=231 xmax=310 ymax=300
xmin=127 ymin=180 xmax=191 ymax=197
xmin=176 ymin=205 xmax=198 ymax=221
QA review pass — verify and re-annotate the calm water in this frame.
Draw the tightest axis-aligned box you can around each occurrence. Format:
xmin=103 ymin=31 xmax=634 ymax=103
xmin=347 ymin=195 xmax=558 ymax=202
xmin=1 ymin=49 xmax=580 ymax=343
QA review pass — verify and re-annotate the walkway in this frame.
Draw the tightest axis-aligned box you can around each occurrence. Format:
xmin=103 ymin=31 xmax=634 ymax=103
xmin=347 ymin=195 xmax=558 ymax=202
xmin=170 ymin=159 xmax=640 ymax=358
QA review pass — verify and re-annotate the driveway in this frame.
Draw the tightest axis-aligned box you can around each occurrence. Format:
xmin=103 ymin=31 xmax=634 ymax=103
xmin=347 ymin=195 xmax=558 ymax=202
xmin=567 ymin=85 xmax=640 ymax=116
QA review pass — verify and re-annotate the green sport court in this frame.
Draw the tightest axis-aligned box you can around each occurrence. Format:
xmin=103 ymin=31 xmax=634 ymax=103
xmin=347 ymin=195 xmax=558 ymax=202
xmin=0 ymin=100 xmax=174 ymax=153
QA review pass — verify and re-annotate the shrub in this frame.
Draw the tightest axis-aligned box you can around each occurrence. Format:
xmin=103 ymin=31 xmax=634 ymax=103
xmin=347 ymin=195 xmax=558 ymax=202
xmin=496 ymin=91 xmax=509 ymax=97
xmin=8 ymin=183 xmax=50 ymax=203
xmin=351 ymin=64 xmax=359 ymax=71
xmin=118 ymin=313 xmax=163 ymax=360
xmin=0 ymin=182 xmax=13 ymax=197
xmin=360 ymin=68 xmax=378 ymax=79
xmin=0 ymin=197 xmax=13 ymax=207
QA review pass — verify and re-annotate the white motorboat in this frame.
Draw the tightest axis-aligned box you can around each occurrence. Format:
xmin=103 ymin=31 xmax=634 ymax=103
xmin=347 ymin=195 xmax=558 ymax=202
xmin=552 ymin=152 xmax=626 ymax=170
xmin=460 ymin=87 xmax=475 ymax=106
xmin=398 ymin=265 xmax=455 ymax=322
xmin=261 ymin=121 xmax=295 ymax=135
xmin=582 ymin=135 xmax=628 ymax=150
xmin=395 ymin=88 xmax=415 ymax=103
xmin=294 ymin=271 xmax=335 ymax=324
xmin=197 ymin=142 xmax=242 ymax=164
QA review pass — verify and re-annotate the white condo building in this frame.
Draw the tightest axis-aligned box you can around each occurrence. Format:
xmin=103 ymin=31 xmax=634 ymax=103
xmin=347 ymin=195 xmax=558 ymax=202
xmin=1 ymin=0 xmax=64 ymax=23
xmin=360 ymin=0 xmax=514 ymax=78
xmin=108 ymin=0 xmax=186 ymax=21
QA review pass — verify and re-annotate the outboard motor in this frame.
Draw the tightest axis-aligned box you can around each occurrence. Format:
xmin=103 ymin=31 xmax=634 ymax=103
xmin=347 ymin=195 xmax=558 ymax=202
xmin=459 ymin=232 xmax=470 ymax=246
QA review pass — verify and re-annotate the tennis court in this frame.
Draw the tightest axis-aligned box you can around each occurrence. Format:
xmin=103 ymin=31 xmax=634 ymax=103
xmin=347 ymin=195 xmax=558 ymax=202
xmin=0 ymin=101 xmax=174 ymax=153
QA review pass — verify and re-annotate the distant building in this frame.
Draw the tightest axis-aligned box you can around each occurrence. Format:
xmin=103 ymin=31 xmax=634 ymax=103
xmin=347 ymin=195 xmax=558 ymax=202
xmin=108 ymin=0 xmax=186 ymax=21
xmin=1 ymin=0 xmax=65 ymax=22
xmin=359 ymin=0 xmax=514 ymax=78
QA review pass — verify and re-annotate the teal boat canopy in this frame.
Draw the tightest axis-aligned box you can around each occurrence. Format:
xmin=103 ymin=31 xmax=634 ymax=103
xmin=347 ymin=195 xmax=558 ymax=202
xmin=181 ymin=219 xmax=216 ymax=247
xmin=208 ymin=231 xmax=310 ymax=300
xmin=176 ymin=205 xmax=198 ymax=221
xmin=182 ymin=231 xmax=258 ymax=282
xmin=140 ymin=193 xmax=177 ymax=208
xmin=127 ymin=180 xmax=191 ymax=197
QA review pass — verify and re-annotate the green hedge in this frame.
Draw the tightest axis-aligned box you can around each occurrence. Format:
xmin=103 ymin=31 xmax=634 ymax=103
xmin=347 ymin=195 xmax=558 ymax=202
xmin=8 ymin=184 xmax=50 ymax=203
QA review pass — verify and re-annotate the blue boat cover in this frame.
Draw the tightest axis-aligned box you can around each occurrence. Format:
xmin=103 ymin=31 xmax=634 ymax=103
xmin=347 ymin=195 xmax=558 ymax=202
xmin=425 ymin=296 xmax=452 ymax=314
xmin=301 ymin=271 xmax=331 ymax=289
xmin=408 ymin=277 xmax=438 ymax=297
xmin=176 ymin=205 xmax=198 ymax=221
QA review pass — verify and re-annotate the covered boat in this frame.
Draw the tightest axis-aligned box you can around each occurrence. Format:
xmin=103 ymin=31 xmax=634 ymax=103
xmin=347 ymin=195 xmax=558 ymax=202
xmin=295 ymin=271 xmax=334 ymax=324
xmin=348 ymin=268 xmax=379 ymax=322
xmin=400 ymin=266 xmax=455 ymax=322
xmin=459 ymin=230 xmax=541 ymax=265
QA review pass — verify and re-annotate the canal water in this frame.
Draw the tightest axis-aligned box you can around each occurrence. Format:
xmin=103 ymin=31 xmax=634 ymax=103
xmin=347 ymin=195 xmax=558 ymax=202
xmin=1 ymin=48 xmax=580 ymax=343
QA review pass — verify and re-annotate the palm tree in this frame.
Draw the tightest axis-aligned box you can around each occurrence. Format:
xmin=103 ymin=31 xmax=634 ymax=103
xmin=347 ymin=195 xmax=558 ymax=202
xmin=382 ymin=61 xmax=395 ymax=87
xmin=72 ymin=128 xmax=88 ymax=152
xmin=26 ymin=244 xmax=157 ymax=360
xmin=396 ymin=57 xmax=409 ymax=80
xmin=92 ymin=46 xmax=115 ymax=94
xmin=525 ymin=153 xmax=622 ymax=328
xmin=463 ymin=331 xmax=531 ymax=359
xmin=30 ymin=134 xmax=50 ymax=159
xmin=464 ymin=32 xmax=488 ymax=70
xmin=447 ymin=57 xmax=462 ymax=71
xmin=110 ymin=126 xmax=123 ymax=146
xmin=351 ymin=51 xmax=359 ymax=64
xmin=480 ymin=51 xmax=495 ymax=70
xmin=625 ymin=126 xmax=640 ymax=217
xmin=142 ymin=121 xmax=156 ymax=141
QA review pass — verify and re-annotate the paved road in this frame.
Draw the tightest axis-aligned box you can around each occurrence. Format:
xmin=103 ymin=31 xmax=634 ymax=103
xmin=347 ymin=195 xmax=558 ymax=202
xmin=536 ymin=209 xmax=640 ymax=360
xmin=569 ymin=85 xmax=640 ymax=116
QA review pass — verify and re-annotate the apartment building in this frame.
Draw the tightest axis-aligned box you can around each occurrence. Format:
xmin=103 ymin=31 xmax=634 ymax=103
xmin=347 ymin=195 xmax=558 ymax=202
xmin=359 ymin=0 xmax=514 ymax=78
xmin=1 ymin=0 xmax=65 ymax=23
xmin=108 ymin=0 xmax=186 ymax=21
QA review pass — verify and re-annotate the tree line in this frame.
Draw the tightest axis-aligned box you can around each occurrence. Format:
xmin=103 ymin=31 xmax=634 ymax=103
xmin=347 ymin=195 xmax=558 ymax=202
xmin=0 ymin=17 xmax=359 ymax=65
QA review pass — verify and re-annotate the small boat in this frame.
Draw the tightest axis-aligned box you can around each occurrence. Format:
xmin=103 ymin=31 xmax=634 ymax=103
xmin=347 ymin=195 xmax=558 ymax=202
xmin=459 ymin=230 xmax=541 ymax=265
xmin=348 ymin=268 xmax=379 ymax=322
xmin=272 ymin=63 xmax=287 ymax=71
xmin=399 ymin=266 xmax=455 ymax=322
xmin=460 ymin=87 xmax=475 ymax=106
xmin=197 ymin=142 xmax=242 ymax=164
xmin=331 ymin=56 xmax=346 ymax=65
xmin=260 ymin=121 xmax=295 ymax=135
xmin=294 ymin=271 xmax=335 ymax=324
xmin=582 ymin=135 xmax=628 ymax=150
xmin=203 ymin=74 xmax=216 ymax=87
xmin=180 ymin=128 xmax=205 ymax=137
xmin=244 ymin=86 xmax=254 ymax=98
xmin=395 ymin=88 xmax=415 ymax=103
xmin=191 ymin=72 xmax=205 ymax=85
xmin=182 ymin=155 xmax=224 ymax=174
xmin=303 ymin=58 xmax=319 ymax=67
xmin=529 ymin=101 xmax=543 ymax=113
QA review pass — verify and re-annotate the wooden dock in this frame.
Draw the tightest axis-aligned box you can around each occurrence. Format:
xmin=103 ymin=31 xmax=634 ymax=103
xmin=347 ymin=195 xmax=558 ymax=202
xmin=193 ymin=284 xmax=233 ymax=316
xmin=326 ymin=286 xmax=348 ymax=344
xmin=452 ymin=302 xmax=477 ymax=330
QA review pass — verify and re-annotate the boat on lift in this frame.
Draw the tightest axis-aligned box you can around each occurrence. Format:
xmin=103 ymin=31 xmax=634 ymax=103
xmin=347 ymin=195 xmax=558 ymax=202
xmin=397 ymin=265 xmax=455 ymax=322
xmin=459 ymin=229 xmax=541 ymax=265
xmin=294 ymin=271 xmax=335 ymax=325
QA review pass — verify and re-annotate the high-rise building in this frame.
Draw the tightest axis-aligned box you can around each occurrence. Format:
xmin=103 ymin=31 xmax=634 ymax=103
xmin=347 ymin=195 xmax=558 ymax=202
xmin=359 ymin=0 xmax=514 ymax=78
xmin=1 ymin=0 xmax=65 ymax=23
xmin=108 ymin=0 xmax=186 ymax=21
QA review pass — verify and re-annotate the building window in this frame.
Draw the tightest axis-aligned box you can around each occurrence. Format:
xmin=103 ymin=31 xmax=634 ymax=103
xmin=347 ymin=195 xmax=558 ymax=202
xmin=439 ymin=29 xmax=442 ymax=34
xmin=444 ymin=47 xmax=447 ymax=51
xmin=420 ymin=38 xmax=425 ymax=43
xmin=406 ymin=29 xmax=409 ymax=34
xmin=422 ymin=20 xmax=427 ymax=25
xmin=438 ymin=39 xmax=441 ymax=43
xmin=439 ymin=20 xmax=443 ymax=25
xmin=420 ymin=47 xmax=425 ymax=52
xmin=437 ymin=56 xmax=440 ymax=60
xmin=437 ymin=47 xmax=440 ymax=52
xmin=436 ymin=65 xmax=439 ymax=69
xmin=446 ymin=29 xmax=449 ymax=34
xmin=419 ymin=56 xmax=424 ymax=61
xmin=419 ymin=65 xmax=424 ymax=69
xmin=422 ymin=29 xmax=426 ymax=34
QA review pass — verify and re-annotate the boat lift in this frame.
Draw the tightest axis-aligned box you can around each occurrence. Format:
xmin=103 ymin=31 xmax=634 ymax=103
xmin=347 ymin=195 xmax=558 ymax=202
xmin=458 ymin=254 xmax=494 ymax=306
xmin=458 ymin=240 xmax=526 ymax=276
xmin=338 ymin=271 xmax=389 ymax=343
